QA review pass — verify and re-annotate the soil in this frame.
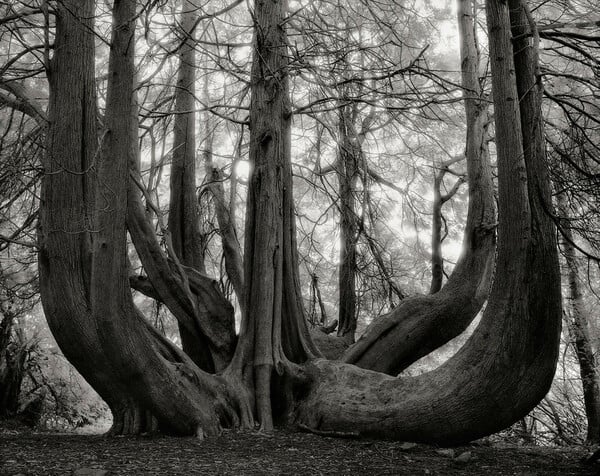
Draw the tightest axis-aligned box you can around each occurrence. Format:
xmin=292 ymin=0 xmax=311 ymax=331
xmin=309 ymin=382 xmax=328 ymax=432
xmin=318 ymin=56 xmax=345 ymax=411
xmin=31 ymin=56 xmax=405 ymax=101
xmin=0 ymin=423 xmax=598 ymax=475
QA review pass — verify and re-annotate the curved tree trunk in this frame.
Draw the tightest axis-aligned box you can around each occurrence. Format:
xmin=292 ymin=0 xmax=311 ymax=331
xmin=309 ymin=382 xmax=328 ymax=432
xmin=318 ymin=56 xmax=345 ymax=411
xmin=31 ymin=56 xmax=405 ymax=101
xmin=39 ymin=0 xmax=138 ymax=434
xmin=41 ymin=0 xmax=244 ymax=437
xmin=342 ymin=0 xmax=496 ymax=374
xmin=295 ymin=0 xmax=561 ymax=444
xmin=128 ymin=171 xmax=236 ymax=372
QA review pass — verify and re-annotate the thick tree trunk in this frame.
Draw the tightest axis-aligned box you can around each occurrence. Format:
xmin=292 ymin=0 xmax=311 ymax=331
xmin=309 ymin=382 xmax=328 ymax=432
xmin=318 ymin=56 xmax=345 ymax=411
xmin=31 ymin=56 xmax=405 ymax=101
xmin=39 ymin=0 xmax=139 ymax=434
xmin=227 ymin=0 xmax=319 ymax=431
xmin=41 ymin=0 xmax=244 ymax=437
xmin=295 ymin=0 xmax=561 ymax=444
xmin=342 ymin=0 xmax=496 ymax=374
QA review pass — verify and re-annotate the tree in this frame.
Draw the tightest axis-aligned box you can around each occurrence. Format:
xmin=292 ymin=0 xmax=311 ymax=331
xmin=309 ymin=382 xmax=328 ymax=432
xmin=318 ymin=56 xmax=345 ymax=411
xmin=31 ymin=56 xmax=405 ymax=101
xmin=35 ymin=0 xmax=563 ymax=443
xmin=559 ymin=194 xmax=600 ymax=443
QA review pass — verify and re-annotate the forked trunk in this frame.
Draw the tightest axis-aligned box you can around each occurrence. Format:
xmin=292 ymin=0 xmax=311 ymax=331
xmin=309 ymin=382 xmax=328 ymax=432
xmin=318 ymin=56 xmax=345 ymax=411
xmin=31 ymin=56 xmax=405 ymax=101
xmin=41 ymin=0 xmax=245 ymax=437
xmin=295 ymin=0 xmax=561 ymax=443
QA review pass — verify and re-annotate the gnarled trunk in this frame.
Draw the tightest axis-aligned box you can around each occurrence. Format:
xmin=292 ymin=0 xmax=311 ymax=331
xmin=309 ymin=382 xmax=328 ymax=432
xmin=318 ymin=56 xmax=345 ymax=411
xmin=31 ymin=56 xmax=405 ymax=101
xmin=39 ymin=0 xmax=561 ymax=445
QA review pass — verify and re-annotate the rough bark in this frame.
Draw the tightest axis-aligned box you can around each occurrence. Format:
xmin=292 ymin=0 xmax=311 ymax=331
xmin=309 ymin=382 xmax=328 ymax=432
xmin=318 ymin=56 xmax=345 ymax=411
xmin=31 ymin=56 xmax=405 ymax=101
xmin=39 ymin=0 xmax=135 ymax=433
xmin=295 ymin=0 xmax=561 ymax=443
xmin=127 ymin=174 xmax=236 ymax=372
xmin=336 ymin=104 xmax=360 ymax=343
xmin=167 ymin=0 xmax=215 ymax=370
xmin=227 ymin=0 xmax=319 ymax=431
xmin=40 ymin=0 xmax=244 ymax=437
xmin=342 ymin=0 xmax=496 ymax=374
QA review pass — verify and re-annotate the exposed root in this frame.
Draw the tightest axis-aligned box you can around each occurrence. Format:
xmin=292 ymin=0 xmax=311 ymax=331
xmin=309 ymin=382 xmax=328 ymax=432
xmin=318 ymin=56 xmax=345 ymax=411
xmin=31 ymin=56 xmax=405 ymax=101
xmin=297 ymin=422 xmax=360 ymax=439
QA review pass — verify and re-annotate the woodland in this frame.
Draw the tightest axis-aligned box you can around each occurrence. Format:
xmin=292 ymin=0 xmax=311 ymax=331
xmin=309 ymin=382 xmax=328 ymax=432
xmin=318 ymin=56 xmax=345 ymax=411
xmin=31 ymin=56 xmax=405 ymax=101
xmin=1 ymin=0 xmax=600 ymax=469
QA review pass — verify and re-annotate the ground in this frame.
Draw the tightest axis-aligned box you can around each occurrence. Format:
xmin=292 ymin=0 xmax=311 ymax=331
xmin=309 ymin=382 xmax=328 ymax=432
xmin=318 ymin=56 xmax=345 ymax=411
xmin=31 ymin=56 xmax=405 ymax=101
xmin=0 ymin=422 xmax=598 ymax=476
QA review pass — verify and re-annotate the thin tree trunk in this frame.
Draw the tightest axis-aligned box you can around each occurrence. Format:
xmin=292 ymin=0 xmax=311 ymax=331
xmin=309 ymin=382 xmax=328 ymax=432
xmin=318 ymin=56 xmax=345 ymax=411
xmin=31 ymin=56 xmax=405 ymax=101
xmin=429 ymin=163 xmax=465 ymax=294
xmin=336 ymin=104 xmax=360 ymax=343
xmin=168 ymin=0 xmax=203 ymax=272
xmin=558 ymin=195 xmax=600 ymax=443
xmin=202 ymin=69 xmax=244 ymax=303
xmin=167 ymin=0 xmax=216 ymax=370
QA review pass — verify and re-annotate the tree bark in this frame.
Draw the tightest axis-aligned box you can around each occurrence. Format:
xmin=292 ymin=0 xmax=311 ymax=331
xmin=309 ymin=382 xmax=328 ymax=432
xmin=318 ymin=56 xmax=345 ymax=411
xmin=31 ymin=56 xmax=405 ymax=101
xmin=38 ymin=0 xmax=562 ymax=444
xmin=166 ymin=0 xmax=217 ymax=371
xmin=336 ymin=103 xmax=360 ymax=343
xmin=227 ymin=0 xmax=319 ymax=431
xmin=295 ymin=0 xmax=561 ymax=444
xmin=39 ymin=0 xmax=135 ymax=433
xmin=342 ymin=0 xmax=496 ymax=374
xmin=41 ymin=0 xmax=245 ymax=437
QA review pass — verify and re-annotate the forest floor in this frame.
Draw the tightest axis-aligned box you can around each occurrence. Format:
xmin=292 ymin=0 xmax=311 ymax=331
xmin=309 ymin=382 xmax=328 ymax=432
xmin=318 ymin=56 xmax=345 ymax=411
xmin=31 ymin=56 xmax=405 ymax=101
xmin=0 ymin=421 xmax=598 ymax=475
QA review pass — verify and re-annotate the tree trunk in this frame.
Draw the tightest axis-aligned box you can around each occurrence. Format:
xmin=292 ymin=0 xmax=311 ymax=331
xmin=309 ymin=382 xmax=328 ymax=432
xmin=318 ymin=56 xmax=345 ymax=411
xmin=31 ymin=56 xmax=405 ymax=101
xmin=226 ymin=0 xmax=320 ymax=431
xmin=336 ymin=104 xmax=360 ymax=343
xmin=295 ymin=0 xmax=561 ymax=444
xmin=429 ymin=170 xmax=445 ymax=295
xmin=38 ymin=0 xmax=562 ymax=445
xmin=166 ymin=0 xmax=218 ymax=371
xmin=202 ymin=69 xmax=244 ymax=304
xmin=39 ymin=0 xmax=138 ymax=434
xmin=0 ymin=310 xmax=25 ymax=417
xmin=41 ymin=0 xmax=245 ymax=437
xmin=558 ymin=195 xmax=600 ymax=443
xmin=429 ymin=163 xmax=464 ymax=294
xmin=343 ymin=0 xmax=496 ymax=374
